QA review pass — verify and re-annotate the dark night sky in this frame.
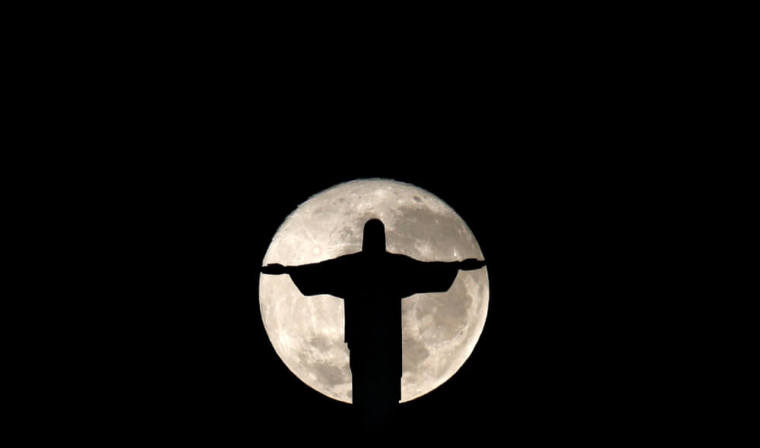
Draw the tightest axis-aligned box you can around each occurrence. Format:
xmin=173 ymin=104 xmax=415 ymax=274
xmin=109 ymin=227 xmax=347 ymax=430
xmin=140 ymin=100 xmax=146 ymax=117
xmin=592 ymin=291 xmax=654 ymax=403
xmin=39 ymin=21 xmax=714 ymax=443
xmin=52 ymin=132 xmax=695 ymax=446
xmin=127 ymin=152 xmax=667 ymax=443
xmin=65 ymin=98 xmax=691 ymax=442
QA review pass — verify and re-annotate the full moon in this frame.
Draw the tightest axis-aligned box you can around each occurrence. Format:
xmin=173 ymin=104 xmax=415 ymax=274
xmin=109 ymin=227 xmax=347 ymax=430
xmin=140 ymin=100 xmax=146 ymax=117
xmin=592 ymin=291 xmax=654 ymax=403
xmin=259 ymin=179 xmax=489 ymax=403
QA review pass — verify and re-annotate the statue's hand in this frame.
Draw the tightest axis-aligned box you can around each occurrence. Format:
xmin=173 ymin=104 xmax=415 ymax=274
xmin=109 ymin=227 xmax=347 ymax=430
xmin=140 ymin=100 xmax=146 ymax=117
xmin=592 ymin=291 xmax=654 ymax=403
xmin=261 ymin=263 xmax=287 ymax=275
xmin=459 ymin=258 xmax=486 ymax=271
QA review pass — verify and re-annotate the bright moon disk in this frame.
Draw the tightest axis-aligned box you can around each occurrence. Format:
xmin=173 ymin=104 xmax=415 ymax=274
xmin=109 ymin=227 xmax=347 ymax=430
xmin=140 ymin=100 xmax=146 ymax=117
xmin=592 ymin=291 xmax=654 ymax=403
xmin=259 ymin=179 xmax=489 ymax=403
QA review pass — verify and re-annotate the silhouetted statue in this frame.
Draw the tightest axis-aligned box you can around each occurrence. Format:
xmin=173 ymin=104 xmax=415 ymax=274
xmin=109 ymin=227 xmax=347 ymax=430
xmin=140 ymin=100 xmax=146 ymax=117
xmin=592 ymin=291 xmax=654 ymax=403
xmin=261 ymin=219 xmax=485 ymax=428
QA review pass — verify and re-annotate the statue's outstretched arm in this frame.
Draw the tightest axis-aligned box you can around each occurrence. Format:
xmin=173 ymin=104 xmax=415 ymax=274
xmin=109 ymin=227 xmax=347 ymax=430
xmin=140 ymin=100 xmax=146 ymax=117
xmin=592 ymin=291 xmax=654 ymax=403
xmin=260 ymin=256 xmax=354 ymax=298
xmin=260 ymin=263 xmax=290 ymax=275
xmin=456 ymin=258 xmax=486 ymax=271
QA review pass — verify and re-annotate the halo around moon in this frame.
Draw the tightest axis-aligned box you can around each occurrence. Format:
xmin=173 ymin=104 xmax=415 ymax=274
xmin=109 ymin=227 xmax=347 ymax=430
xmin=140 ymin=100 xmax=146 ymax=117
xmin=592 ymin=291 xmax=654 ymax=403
xmin=259 ymin=179 xmax=489 ymax=403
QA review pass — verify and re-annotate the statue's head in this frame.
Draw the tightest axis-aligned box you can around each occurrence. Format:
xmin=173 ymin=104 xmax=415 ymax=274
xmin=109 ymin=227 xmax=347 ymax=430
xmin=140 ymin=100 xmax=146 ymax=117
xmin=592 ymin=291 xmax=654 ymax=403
xmin=362 ymin=219 xmax=386 ymax=254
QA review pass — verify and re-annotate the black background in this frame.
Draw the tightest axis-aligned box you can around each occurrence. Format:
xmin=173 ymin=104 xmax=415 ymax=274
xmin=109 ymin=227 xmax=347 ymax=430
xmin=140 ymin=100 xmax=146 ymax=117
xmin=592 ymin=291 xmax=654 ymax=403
xmin=22 ymin=9 xmax=729 ymax=442
xmin=43 ymin=38 xmax=699 ymax=440
xmin=98 ymin=149 xmax=674 ymax=444
xmin=37 ymin=100 xmax=701 ymax=444
xmin=40 ymin=112 xmax=708 ymax=444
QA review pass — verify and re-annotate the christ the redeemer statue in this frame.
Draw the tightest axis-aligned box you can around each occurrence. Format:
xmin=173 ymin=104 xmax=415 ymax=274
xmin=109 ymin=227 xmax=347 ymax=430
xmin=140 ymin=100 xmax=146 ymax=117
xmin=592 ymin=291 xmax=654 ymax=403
xmin=260 ymin=219 xmax=485 ymax=424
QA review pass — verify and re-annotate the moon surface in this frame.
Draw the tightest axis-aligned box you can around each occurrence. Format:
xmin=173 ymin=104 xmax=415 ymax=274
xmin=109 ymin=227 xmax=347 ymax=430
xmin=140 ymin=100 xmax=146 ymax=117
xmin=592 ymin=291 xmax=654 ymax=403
xmin=259 ymin=179 xmax=489 ymax=403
